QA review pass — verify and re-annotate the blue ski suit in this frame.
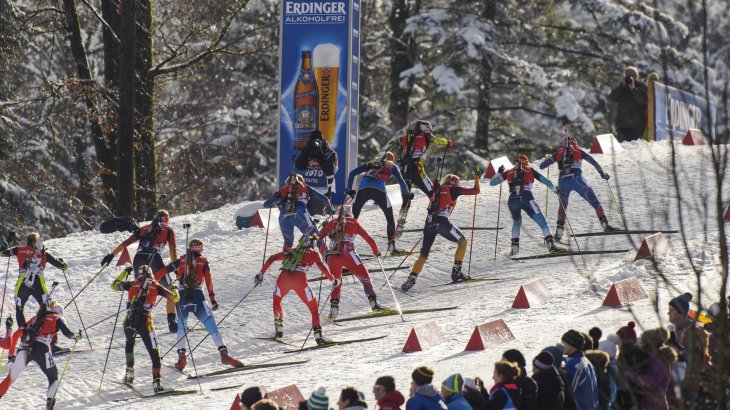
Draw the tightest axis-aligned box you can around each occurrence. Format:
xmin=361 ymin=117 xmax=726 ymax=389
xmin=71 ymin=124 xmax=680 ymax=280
xmin=490 ymin=165 xmax=555 ymax=240
xmin=264 ymin=184 xmax=332 ymax=250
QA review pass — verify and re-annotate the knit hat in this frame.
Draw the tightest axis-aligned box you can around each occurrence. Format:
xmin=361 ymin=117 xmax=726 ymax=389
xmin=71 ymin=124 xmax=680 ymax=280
xmin=441 ymin=373 xmax=464 ymax=393
xmin=374 ymin=376 xmax=395 ymax=393
xmin=624 ymin=66 xmax=639 ymax=79
xmin=543 ymin=344 xmax=565 ymax=367
xmin=307 ymin=387 xmax=329 ymax=410
xmin=589 ymin=327 xmax=602 ymax=349
xmin=598 ymin=334 xmax=619 ymax=359
xmin=533 ymin=351 xmax=554 ymax=370
xmin=241 ymin=386 xmax=264 ymax=408
xmin=502 ymin=349 xmax=527 ymax=368
xmin=669 ymin=293 xmax=693 ymax=315
xmin=616 ymin=321 xmax=637 ymax=344
xmin=561 ymin=330 xmax=584 ymax=350
xmin=411 ymin=366 xmax=435 ymax=385
xmin=641 ymin=327 xmax=670 ymax=351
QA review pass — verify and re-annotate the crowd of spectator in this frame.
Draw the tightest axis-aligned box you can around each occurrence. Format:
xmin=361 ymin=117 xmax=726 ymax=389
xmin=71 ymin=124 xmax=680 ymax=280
xmin=237 ymin=293 xmax=729 ymax=410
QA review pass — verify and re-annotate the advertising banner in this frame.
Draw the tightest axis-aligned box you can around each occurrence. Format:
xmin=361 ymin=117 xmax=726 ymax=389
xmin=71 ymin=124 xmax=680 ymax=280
xmin=278 ymin=0 xmax=361 ymax=205
xmin=651 ymin=81 xmax=715 ymax=141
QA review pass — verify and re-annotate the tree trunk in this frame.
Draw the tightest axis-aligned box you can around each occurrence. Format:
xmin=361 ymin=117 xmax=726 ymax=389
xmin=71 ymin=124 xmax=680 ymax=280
xmin=134 ymin=0 xmax=157 ymax=220
xmin=100 ymin=0 xmax=121 ymax=209
xmin=116 ymin=0 xmax=135 ymax=217
xmin=475 ymin=0 xmax=497 ymax=154
xmin=388 ymin=0 xmax=414 ymax=132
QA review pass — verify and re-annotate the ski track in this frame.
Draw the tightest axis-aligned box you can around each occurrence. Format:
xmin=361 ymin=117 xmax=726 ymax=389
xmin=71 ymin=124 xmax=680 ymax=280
xmin=1 ymin=140 xmax=728 ymax=409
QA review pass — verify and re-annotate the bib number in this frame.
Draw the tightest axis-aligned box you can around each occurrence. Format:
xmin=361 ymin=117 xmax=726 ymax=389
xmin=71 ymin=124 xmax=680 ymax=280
xmin=45 ymin=351 xmax=56 ymax=369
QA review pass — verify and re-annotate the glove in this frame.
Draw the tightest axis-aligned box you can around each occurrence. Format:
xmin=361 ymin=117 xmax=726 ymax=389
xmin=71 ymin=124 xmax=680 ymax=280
xmin=6 ymin=231 xmax=17 ymax=244
xmin=332 ymin=278 xmax=342 ymax=287
xmin=101 ymin=253 xmax=114 ymax=267
xmin=447 ymin=139 xmax=454 ymax=148
xmin=211 ymin=300 xmax=219 ymax=311
xmin=554 ymin=186 xmax=561 ymax=195
xmin=58 ymin=258 xmax=69 ymax=271
xmin=347 ymin=189 xmax=356 ymax=198
xmin=373 ymin=248 xmax=380 ymax=257
xmin=474 ymin=167 xmax=482 ymax=178
xmin=602 ymin=173 xmax=610 ymax=180
xmin=75 ymin=330 xmax=83 ymax=341
xmin=5 ymin=316 xmax=13 ymax=329
xmin=170 ymin=288 xmax=180 ymax=303
xmin=124 ymin=266 xmax=134 ymax=274
xmin=254 ymin=272 xmax=265 ymax=287
xmin=8 ymin=355 xmax=15 ymax=363
xmin=498 ymin=165 xmax=505 ymax=175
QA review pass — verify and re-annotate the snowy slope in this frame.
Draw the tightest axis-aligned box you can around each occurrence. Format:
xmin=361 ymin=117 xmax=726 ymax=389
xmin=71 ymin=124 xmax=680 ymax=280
xmin=1 ymin=140 xmax=728 ymax=409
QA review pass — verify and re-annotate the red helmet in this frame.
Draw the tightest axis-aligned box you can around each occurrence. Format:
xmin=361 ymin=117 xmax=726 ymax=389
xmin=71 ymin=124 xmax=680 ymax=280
xmin=153 ymin=210 xmax=170 ymax=227
xmin=188 ymin=239 xmax=204 ymax=254
xmin=443 ymin=174 xmax=460 ymax=186
xmin=518 ymin=154 xmax=529 ymax=167
xmin=385 ymin=152 xmax=395 ymax=162
xmin=413 ymin=120 xmax=433 ymax=135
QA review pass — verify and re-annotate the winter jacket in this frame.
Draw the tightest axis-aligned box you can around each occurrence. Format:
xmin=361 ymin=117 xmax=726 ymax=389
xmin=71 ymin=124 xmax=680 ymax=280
xmin=608 ymin=80 xmax=648 ymax=132
xmin=532 ymin=366 xmax=566 ymax=410
xmin=565 ymin=351 xmax=600 ymax=410
xmin=616 ymin=342 xmax=650 ymax=408
xmin=484 ymin=383 xmax=520 ymax=410
xmin=513 ymin=372 xmax=538 ymax=410
xmin=406 ymin=384 xmax=448 ymax=410
xmin=377 ymin=390 xmax=406 ymax=410
xmin=344 ymin=401 xmax=369 ymax=410
xmin=462 ymin=387 xmax=485 ymax=410
xmin=624 ymin=346 xmax=676 ymax=410
xmin=558 ymin=368 xmax=579 ymax=410
xmin=586 ymin=350 xmax=612 ymax=410
xmin=443 ymin=393 xmax=472 ymax=410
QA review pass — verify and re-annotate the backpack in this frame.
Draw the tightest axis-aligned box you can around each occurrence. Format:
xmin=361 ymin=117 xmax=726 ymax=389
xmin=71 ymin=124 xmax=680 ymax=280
xmin=100 ymin=216 xmax=140 ymax=234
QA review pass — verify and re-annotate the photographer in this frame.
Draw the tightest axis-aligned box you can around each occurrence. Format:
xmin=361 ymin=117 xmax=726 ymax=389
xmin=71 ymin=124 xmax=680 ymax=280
xmin=295 ymin=129 xmax=338 ymax=215
xmin=609 ymin=66 xmax=648 ymax=142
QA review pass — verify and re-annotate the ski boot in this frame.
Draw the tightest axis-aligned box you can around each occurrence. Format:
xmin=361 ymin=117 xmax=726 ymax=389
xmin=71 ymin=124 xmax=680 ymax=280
xmin=328 ymin=299 xmax=339 ymax=320
xmin=219 ymin=346 xmax=244 ymax=368
xmin=46 ymin=398 xmax=55 ymax=410
xmin=274 ymin=318 xmax=284 ymax=340
xmin=509 ymin=238 xmax=520 ymax=256
xmin=401 ymin=273 xmax=417 ymax=292
xmin=555 ymin=224 xmax=565 ymax=241
xmin=545 ymin=235 xmax=566 ymax=254
xmin=388 ymin=239 xmax=406 ymax=256
xmin=167 ymin=313 xmax=178 ymax=333
xmin=313 ymin=326 xmax=330 ymax=346
xmin=152 ymin=373 xmax=164 ymax=393
xmin=451 ymin=261 xmax=468 ymax=282
xmin=368 ymin=295 xmax=384 ymax=312
xmin=175 ymin=349 xmax=187 ymax=371
xmin=600 ymin=215 xmax=621 ymax=232
xmin=123 ymin=366 xmax=134 ymax=385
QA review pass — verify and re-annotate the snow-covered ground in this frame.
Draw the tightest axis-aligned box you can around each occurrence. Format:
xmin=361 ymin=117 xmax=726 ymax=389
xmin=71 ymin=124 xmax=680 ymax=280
xmin=1 ymin=140 xmax=728 ymax=409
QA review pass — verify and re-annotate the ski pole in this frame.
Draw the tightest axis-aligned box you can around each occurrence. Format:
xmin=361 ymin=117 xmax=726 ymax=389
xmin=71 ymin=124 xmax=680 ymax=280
xmin=177 ymin=303 xmax=203 ymax=394
xmin=1 ymin=231 xmax=17 ymax=323
xmin=605 ymin=180 xmax=628 ymax=230
xmin=494 ymin=183 xmax=503 ymax=262
xmin=467 ymin=171 xmax=479 ymax=278
xmin=379 ymin=236 xmax=422 ymax=290
xmin=262 ymin=207 xmax=273 ymax=265
xmin=545 ymin=167 xmax=550 ymax=215
xmin=61 ymin=267 xmax=92 ymax=349
xmin=53 ymin=332 xmax=81 ymax=403
xmin=555 ymin=192 xmax=586 ymax=265
xmin=376 ymin=256 xmax=404 ymax=322
xmin=98 ymin=269 xmax=129 ymax=391
xmin=64 ymin=264 xmax=108 ymax=309
xmin=298 ymin=267 xmax=326 ymax=353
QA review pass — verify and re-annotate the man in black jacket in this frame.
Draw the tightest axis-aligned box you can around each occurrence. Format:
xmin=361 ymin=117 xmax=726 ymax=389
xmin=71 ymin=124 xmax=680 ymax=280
xmin=502 ymin=349 xmax=538 ymax=410
xmin=609 ymin=66 xmax=648 ymax=142
xmin=295 ymin=129 xmax=338 ymax=214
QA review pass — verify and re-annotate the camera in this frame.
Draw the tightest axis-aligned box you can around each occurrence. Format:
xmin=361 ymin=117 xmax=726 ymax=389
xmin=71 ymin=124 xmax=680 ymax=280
xmin=625 ymin=76 xmax=634 ymax=86
xmin=308 ymin=139 xmax=322 ymax=151
xmin=183 ymin=223 xmax=191 ymax=229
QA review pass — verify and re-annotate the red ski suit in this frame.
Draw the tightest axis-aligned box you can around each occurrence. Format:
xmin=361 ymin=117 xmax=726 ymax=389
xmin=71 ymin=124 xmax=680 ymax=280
xmin=260 ymin=249 xmax=333 ymax=328
xmin=318 ymin=217 xmax=379 ymax=301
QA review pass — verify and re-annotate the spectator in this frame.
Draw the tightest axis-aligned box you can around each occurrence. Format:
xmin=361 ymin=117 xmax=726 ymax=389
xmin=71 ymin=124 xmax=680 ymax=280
xmin=531 ymin=351 xmax=567 ymax=410
xmin=666 ymin=293 xmax=709 ymax=407
xmin=589 ymin=327 xmax=602 ymax=350
xmin=252 ymin=399 xmax=281 ymax=410
xmin=309 ymin=387 xmax=330 ymax=410
xmin=339 ymin=387 xmax=367 ymax=410
xmin=502 ymin=349 xmax=538 ymax=409
xmin=608 ymin=66 xmax=648 ymax=142
xmin=461 ymin=378 xmax=485 ymax=410
xmin=295 ymin=129 xmax=338 ymax=215
xmin=586 ymin=349 xmax=612 ymax=410
xmin=298 ymin=401 xmax=309 ymax=410
xmin=241 ymin=386 xmax=264 ymax=410
xmin=598 ymin=335 xmax=620 ymax=409
xmin=440 ymin=374 xmax=471 ymax=410
xmin=484 ymin=360 xmax=521 ymax=410
xmin=561 ymin=329 xmax=600 ymax=410
xmin=406 ymin=366 xmax=447 ymax=410
xmin=374 ymin=375 xmax=405 ymax=410
xmin=615 ymin=321 xmax=647 ymax=409
xmin=623 ymin=328 xmax=677 ymax=410
xmin=703 ymin=301 xmax=730 ymax=404
xmin=542 ymin=344 xmax=579 ymax=410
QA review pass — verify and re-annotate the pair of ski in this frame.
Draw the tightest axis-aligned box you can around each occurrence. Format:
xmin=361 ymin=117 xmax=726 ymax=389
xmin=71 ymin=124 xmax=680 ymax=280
xmin=111 ymin=380 xmax=196 ymax=400
xmin=167 ymin=359 xmax=311 ymax=379
xmin=255 ymin=334 xmax=387 ymax=353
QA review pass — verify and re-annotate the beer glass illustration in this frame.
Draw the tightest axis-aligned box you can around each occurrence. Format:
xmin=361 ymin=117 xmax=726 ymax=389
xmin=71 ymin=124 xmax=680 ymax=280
xmin=294 ymin=50 xmax=318 ymax=150
xmin=313 ymin=43 xmax=340 ymax=146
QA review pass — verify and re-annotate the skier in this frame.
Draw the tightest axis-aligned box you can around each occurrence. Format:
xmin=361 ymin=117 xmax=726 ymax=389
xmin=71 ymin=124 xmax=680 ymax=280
xmin=0 ymin=300 xmax=81 ymax=410
xmin=317 ymin=205 xmax=383 ymax=320
xmin=295 ymin=129 xmax=338 ymax=215
xmin=398 ymin=120 xmax=453 ymax=197
xmin=539 ymin=136 xmax=617 ymax=240
xmin=263 ymin=173 xmax=334 ymax=251
xmin=100 ymin=210 xmax=180 ymax=332
xmin=400 ymin=170 xmax=480 ymax=292
xmin=345 ymin=152 xmax=411 ymax=254
xmin=490 ymin=154 xmax=563 ymax=256
xmin=164 ymin=238 xmax=243 ymax=370
xmin=0 ymin=232 xmax=68 ymax=327
xmin=111 ymin=265 xmax=180 ymax=392
xmin=255 ymin=234 xmax=336 ymax=345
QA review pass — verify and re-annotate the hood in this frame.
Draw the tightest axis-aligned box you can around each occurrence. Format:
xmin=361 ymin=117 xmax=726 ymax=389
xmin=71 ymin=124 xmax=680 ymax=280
xmin=414 ymin=384 xmax=440 ymax=398
xmin=344 ymin=402 xmax=367 ymax=410
xmin=657 ymin=345 xmax=678 ymax=364
xmin=379 ymin=390 xmax=405 ymax=406
xmin=586 ymin=350 xmax=610 ymax=370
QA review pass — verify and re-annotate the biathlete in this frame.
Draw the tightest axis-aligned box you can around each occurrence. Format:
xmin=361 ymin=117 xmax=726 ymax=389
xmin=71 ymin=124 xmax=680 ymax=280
xmin=399 ymin=120 xmax=453 ymax=197
xmin=255 ymin=235 xmax=336 ymax=345
xmin=100 ymin=210 xmax=180 ymax=333
xmin=1 ymin=232 xmax=68 ymax=327
xmin=346 ymin=152 xmax=411 ymax=254
xmin=539 ymin=136 xmax=618 ymax=240
xmin=0 ymin=300 xmax=81 ymax=410
xmin=490 ymin=154 xmax=563 ymax=256
xmin=165 ymin=239 xmax=243 ymax=371
xmin=111 ymin=265 xmax=180 ymax=392
xmin=318 ymin=205 xmax=384 ymax=320
xmin=401 ymin=170 xmax=480 ymax=292
xmin=263 ymin=173 xmax=333 ymax=251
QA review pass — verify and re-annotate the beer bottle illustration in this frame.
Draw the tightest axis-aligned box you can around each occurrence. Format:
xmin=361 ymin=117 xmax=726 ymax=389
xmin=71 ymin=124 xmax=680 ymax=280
xmin=294 ymin=50 xmax=318 ymax=150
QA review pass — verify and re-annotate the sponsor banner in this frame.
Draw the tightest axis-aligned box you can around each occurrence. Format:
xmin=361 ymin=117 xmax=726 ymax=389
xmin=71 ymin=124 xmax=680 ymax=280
xmin=278 ymin=0 xmax=361 ymax=204
xmin=652 ymin=81 xmax=715 ymax=141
